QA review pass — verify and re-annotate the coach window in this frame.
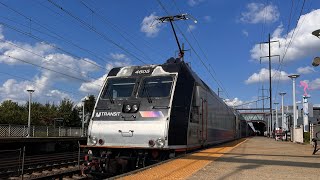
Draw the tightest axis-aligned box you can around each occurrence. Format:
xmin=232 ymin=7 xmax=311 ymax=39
xmin=138 ymin=76 xmax=173 ymax=98
xmin=102 ymin=78 xmax=136 ymax=99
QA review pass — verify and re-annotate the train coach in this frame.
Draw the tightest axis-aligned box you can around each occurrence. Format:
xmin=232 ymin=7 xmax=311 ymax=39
xmin=81 ymin=58 xmax=250 ymax=177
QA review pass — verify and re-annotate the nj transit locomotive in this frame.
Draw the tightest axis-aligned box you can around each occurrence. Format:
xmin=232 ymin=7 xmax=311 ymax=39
xmin=82 ymin=59 xmax=249 ymax=176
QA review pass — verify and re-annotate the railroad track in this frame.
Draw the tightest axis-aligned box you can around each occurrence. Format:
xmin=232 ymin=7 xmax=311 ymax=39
xmin=0 ymin=150 xmax=86 ymax=179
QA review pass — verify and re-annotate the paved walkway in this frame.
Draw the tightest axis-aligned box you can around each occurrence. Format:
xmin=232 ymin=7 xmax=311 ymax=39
xmin=188 ymin=137 xmax=320 ymax=180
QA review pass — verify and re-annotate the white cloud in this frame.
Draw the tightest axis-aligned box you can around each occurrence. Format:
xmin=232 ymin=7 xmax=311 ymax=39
xmin=0 ymin=79 xmax=31 ymax=103
xmin=297 ymin=66 xmax=314 ymax=74
xmin=242 ymin=30 xmax=249 ymax=37
xmin=245 ymin=68 xmax=290 ymax=84
xmin=0 ymin=26 xmax=101 ymax=104
xmin=43 ymin=53 xmax=98 ymax=82
xmin=240 ymin=3 xmax=279 ymax=24
xmin=187 ymin=25 xmax=196 ymax=32
xmin=0 ymin=76 xmax=75 ymax=104
xmin=309 ymin=78 xmax=320 ymax=90
xmin=106 ymin=53 xmax=131 ymax=71
xmin=79 ymin=53 xmax=132 ymax=94
xmin=224 ymin=98 xmax=244 ymax=107
xmin=250 ymin=9 xmax=320 ymax=62
xmin=188 ymin=0 xmax=205 ymax=7
xmin=45 ymin=90 xmax=71 ymax=100
xmin=140 ymin=13 xmax=161 ymax=38
xmin=79 ymin=74 xmax=107 ymax=94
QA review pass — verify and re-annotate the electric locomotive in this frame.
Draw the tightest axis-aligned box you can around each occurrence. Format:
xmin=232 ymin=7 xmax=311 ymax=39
xmin=82 ymin=58 xmax=243 ymax=176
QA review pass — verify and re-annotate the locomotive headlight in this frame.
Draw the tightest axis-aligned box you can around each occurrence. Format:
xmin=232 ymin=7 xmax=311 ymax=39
xmin=90 ymin=136 xmax=98 ymax=145
xmin=155 ymin=138 xmax=165 ymax=148
xmin=131 ymin=104 xmax=139 ymax=112
xmin=124 ymin=104 xmax=131 ymax=113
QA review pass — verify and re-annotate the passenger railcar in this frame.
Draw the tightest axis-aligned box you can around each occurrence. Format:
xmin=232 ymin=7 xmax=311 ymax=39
xmin=82 ymin=59 xmax=245 ymax=176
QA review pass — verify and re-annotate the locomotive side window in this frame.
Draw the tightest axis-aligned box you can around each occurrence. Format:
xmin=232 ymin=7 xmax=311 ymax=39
xmin=102 ymin=78 xmax=136 ymax=99
xmin=138 ymin=76 xmax=173 ymax=97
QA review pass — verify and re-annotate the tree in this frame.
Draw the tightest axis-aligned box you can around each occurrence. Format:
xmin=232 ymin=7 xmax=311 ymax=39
xmin=38 ymin=102 xmax=58 ymax=125
xmin=58 ymin=98 xmax=80 ymax=127
xmin=0 ymin=100 xmax=25 ymax=124
xmin=84 ymin=95 xmax=96 ymax=117
xmin=0 ymin=98 xmax=81 ymax=127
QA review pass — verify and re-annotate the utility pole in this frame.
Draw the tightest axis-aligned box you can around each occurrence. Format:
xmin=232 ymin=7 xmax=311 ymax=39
xmin=259 ymin=85 xmax=268 ymax=112
xmin=259 ymin=85 xmax=268 ymax=135
xmin=259 ymin=33 xmax=280 ymax=137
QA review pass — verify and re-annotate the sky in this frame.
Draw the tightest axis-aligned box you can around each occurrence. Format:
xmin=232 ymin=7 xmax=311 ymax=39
xmin=0 ymin=0 xmax=320 ymax=110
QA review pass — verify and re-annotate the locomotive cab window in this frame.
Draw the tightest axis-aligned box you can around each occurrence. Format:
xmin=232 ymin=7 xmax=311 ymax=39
xmin=138 ymin=76 xmax=173 ymax=98
xmin=102 ymin=78 xmax=136 ymax=99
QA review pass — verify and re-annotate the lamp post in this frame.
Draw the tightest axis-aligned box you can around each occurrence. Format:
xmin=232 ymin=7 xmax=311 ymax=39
xmin=288 ymin=74 xmax=300 ymax=129
xmin=27 ymin=89 xmax=35 ymax=137
xmin=312 ymin=57 xmax=320 ymax=67
xmin=82 ymin=96 xmax=89 ymax=136
xmin=274 ymin=102 xmax=279 ymax=129
xmin=279 ymin=92 xmax=286 ymax=130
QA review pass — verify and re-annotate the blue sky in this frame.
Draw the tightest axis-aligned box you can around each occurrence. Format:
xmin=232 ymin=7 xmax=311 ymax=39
xmin=0 ymin=0 xmax=320 ymax=109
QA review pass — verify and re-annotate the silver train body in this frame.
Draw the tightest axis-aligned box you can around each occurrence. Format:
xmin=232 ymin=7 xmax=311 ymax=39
xmin=83 ymin=60 xmax=250 ymax=176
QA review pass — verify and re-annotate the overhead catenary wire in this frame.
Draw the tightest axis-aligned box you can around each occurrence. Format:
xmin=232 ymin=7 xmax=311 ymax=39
xmin=0 ymin=15 xmax=113 ymax=65
xmin=0 ymin=39 xmax=99 ymax=81
xmin=47 ymin=0 xmax=149 ymax=65
xmin=156 ymin=0 xmax=232 ymax=100
xmin=171 ymin=0 xmax=228 ymax=98
xmin=79 ymin=0 xmax=158 ymax=64
xmin=257 ymin=0 xmax=269 ymax=110
xmin=2 ymin=54 xmax=103 ymax=88
xmin=0 ymin=1 xmax=114 ymax=68
xmin=0 ymin=22 xmax=108 ymax=97
xmin=0 ymin=2 xmax=111 ymax=100
xmin=272 ymin=0 xmax=308 ymax=103
xmin=0 ymin=21 xmax=106 ymax=70
xmin=234 ymin=97 xmax=270 ymax=108
xmin=0 ymin=71 xmax=86 ymax=99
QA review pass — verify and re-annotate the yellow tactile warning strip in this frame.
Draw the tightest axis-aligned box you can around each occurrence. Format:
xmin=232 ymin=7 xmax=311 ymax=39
xmin=118 ymin=139 xmax=247 ymax=180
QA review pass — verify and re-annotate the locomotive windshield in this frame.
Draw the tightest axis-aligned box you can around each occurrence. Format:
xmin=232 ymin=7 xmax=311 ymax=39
xmin=138 ymin=76 xmax=173 ymax=97
xmin=102 ymin=78 xmax=136 ymax=99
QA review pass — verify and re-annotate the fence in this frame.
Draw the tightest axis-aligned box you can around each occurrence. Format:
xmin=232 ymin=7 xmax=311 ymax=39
xmin=0 ymin=124 xmax=87 ymax=137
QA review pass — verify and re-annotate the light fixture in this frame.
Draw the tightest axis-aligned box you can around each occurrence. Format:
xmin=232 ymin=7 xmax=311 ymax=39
xmin=312 ymin=57 xmax=320 ymax=67
xmin=312 ymin=29 xmax=320 ymax=38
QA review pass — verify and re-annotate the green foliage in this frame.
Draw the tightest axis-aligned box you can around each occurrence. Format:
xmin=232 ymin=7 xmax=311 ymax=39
xmin=304 ymin=132 xmax=310 ymax=143
xmin=84 ymin=95 xmax=96 ymax=117
xmin=0 ymin=100 xmax=25 ymax=124
xmin=0 ymin=95 xmax=96 ymax=126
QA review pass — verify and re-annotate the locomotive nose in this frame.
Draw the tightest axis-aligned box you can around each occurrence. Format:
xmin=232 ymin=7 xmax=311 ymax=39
xmin=89 ymin=120 xmax=167 ymax=148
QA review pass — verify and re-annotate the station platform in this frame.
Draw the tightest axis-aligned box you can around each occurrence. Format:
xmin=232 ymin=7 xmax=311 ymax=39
xmin=118 ymin=137 xmax=320 ymax=179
